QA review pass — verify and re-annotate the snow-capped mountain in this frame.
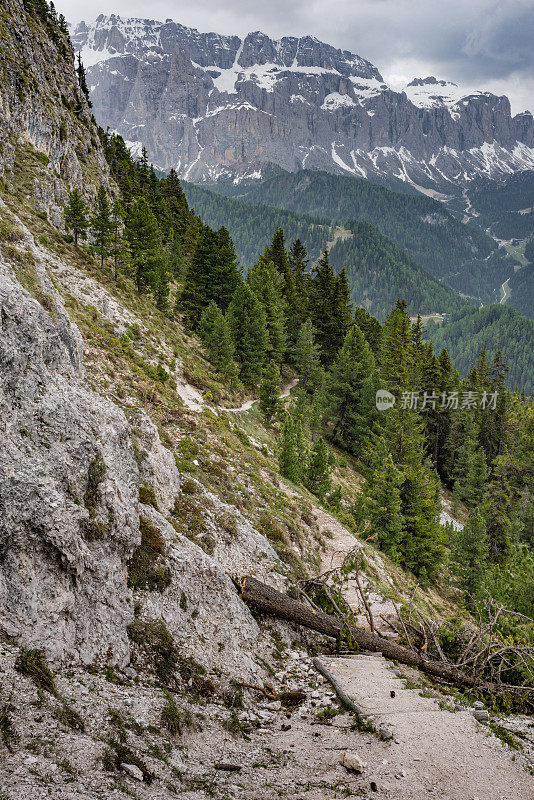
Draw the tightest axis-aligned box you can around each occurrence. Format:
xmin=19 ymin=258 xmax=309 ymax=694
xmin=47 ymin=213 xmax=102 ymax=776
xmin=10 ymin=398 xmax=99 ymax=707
xmin=72 ymin=15 xmax=534 ymax=189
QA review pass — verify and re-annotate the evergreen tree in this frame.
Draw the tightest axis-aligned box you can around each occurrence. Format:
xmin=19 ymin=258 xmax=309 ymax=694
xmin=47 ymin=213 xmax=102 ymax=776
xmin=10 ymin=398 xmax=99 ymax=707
xmin=180 ymin=225 xmax=217 ymax=329
xmin=294 ymin=320 xmax=323 ymax=393
xmin=279 ymin=416 xmax=299 ymax=482
xmin=198 ymin=300 xmax=221 ymax=350
xmin=124 ymin=197 xmax=163 ymax=295
xmin=309 ymin=250 xmax=351 ymax=364
xmin=64 ymin=188 xmax=89 ymax=247
xmin=228 ymin=281 xmax=268 ymax=386
xmin=264 ymin=228 xmax=295 ymax=304
xmin=304 ymin=438 xmax=331 ymax=501
xmin=451 ymin=509 xmax=488 ymax=603
xmin=76 ymin=53 xmax=92 ymax=107
xmin=464 ymin=447 xmax=489 ymax=507
xmin=326 ymin=324 xmax=379 ymax=454
xmin=212 ymin=313 xmax=238 ymax=385
xmin=259 ymin=360 xmax=282 ymax=423
xmin=363 ymin=447 xmax=405 ymax=561
xmin=247 ymin=256 xmax=287 ymax=363
xmin=89 ymin=186 xmax=113 ymax=268
xmin=110 ymin=199 xmax=126 ymax=281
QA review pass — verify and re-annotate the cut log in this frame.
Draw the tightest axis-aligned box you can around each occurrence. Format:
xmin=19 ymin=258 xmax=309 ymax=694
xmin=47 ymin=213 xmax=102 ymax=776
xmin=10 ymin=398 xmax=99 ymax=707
xmin=240 ymin=575 xmax=503 ymax=693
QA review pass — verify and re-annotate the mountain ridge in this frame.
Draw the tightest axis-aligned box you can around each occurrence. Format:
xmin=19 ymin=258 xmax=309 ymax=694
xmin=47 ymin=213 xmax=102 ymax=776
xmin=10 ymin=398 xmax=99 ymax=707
xmin=72 ymin=14 xmax=534 ymax=190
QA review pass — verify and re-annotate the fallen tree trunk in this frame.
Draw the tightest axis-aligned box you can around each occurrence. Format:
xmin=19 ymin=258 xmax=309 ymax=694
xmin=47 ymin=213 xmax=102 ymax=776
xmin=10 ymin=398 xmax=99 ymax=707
xmin=311 ymin=657 xmax=366 ymax=719
xmin=240 ymin=575 xmax=510 ymax=694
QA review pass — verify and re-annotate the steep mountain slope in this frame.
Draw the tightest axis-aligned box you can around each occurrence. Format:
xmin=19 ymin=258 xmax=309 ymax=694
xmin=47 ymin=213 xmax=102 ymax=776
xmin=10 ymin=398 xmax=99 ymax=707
xmin=461 ymin=170 xmax=534 ymax=241
xmin=72 ymin=14 xmax=534 ymax=190
xmin=183 ymin=181 xmax=466 ymax=319
xmin=208 ymin=168 xmax=517 ymax=303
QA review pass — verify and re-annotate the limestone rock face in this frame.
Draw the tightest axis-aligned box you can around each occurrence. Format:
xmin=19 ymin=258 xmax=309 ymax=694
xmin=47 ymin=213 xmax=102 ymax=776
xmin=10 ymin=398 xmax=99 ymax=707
xmin=0 ymin=1 xmax=111 ymax=215
xmin=73 ymin=15 xmax=534 ymax=188
xmin=133 ymin=505 xmax=268 ymax=681
xmin=129 ymin=410 xmax=180 ymax=515
xmin=0 ymin=247 xmax=140 ymax=666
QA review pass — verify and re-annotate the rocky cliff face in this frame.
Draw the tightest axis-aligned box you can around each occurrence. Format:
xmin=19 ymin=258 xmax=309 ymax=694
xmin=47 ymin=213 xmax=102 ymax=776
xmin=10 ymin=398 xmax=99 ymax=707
xmin=0 ymin=0 xmax=111 ymax=222
xmin=72 ymin=14 xmax=534 ymax=189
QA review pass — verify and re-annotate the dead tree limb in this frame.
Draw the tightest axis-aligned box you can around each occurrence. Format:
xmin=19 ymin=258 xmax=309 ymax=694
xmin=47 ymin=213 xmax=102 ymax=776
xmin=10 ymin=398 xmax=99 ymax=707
xmin=240 ymin=575 xmax=528 ymax=695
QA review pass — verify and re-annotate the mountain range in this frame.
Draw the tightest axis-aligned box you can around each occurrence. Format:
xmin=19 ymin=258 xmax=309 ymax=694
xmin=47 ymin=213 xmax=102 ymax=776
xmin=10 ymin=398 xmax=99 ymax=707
xmin=72 ymin=14 xmax=534 ymax=192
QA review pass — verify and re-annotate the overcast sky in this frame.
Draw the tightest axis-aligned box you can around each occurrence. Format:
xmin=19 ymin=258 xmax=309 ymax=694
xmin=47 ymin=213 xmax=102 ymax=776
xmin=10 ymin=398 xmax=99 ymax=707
xmin=57 ymin=0 xmax=534 ymax=114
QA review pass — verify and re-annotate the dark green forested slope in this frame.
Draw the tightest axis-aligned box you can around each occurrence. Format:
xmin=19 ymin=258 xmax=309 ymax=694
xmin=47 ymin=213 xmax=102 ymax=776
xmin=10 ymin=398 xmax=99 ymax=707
xmin=329 ymin=221 xmax=465 ymax=321
xmin=466 ymin=170 xmax=534 ymax=241
xmin=427 ymin=305 xmax=534 ymax=394
xmin=183 ymin=182 xmax=466 ymax=320
xmin=508 ymin=240 xmax=534 ymax=320
xmin=182 ymin=182 xmax=333 ymax=265
xmin=207 ymin=169 xmax=516 ymax=303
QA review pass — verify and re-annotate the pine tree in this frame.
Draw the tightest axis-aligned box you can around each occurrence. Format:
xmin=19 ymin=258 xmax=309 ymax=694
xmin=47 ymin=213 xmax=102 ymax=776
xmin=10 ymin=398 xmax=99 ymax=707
xmin=76 ymin=53 xmax=92 ymax=107
xmin=64 ymin=188 xmax=89 ymax=247
xmin=451 ymin=509 xmax=488 ymax=603
xmin=89 ymin=186 xmax=113 ymax=268
xmin=259 ymin=360 xmax=282 ymax=423
xmin=364 ymin=449 xmax=405 ymax=561
xmin=228 ymin=281 xmax=268 ymax=386
xmin=294 ymin=320 xmax=323 ymax=393
xmin=109 ymin=199 xmax=127 ymax=282
xmin=124 ymin=197 xmax=163 ymax=295
xmin=308 ymin=249 xmax=340 ymax=365
xmin=326 ymin=324 xmax=379 ymax=454
xmin=304 ymin=438 xmax=331 ymax=501
xmin=279 ymin=416 xmax=299 ymax=482
xmin=247 ymin=256 xmax=286 ymax=363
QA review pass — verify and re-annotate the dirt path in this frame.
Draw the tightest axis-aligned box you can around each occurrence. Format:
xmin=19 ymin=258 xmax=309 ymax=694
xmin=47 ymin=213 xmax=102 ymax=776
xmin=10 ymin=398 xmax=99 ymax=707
xmin=218 ymin=378 xmax=299 ymax=413
xmin=322 ymin=653 xmax=532 ymax=800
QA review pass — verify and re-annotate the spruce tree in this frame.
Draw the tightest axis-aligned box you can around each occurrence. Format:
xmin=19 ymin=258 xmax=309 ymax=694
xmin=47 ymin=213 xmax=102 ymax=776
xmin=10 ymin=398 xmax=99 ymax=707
xmin=304 ymin=438 xmax=331 ymax=501
xmin=294 ymin=320 xmax=323 ymax=393
xmin=198 ymin=300 xmax=221 ymax=350
xmin=212 ymin=313 xmax=238 ymax=385
xmin=247 ymin=257 xmax=286 ymax=364
xmin=279 ymin=416 xmax=299 ymax=482
xmin=228 ymin=281 xmax=268 ymax=386
xmin=110 ymin=199 xmax=126 ymax=281
xmin=451 ymin=509 xmax=488 ymax=603
xmin=89 ymin=186 xmax=113 ymax=268
xmin=259 ymin=360 xmax=282 ymax=423
xmin=64 ymin=188 xmax=89 ymax=247
xmin=76 ymin=53 xmax=92 ymax=107
xmin=364 ymin=449 xmax=405 ymax=561
xmin=326 ymin=324 xmax=379 ymax=454
xmin=124 ymin=197 xmax=163 ymax=295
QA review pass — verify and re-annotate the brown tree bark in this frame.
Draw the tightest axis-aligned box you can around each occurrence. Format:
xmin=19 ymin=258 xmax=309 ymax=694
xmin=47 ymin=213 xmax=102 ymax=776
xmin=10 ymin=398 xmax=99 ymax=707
xmin=239 ymin=576 xmax=504 ymax=693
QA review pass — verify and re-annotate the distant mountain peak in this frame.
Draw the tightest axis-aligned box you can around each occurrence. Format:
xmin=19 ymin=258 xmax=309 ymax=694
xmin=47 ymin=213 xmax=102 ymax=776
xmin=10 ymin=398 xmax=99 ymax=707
xmin=73 ymin=14 xmax=534 ymax=188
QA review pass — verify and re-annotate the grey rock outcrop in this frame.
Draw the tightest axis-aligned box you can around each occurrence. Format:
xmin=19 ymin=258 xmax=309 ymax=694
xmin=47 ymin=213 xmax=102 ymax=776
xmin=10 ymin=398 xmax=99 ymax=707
xmin=0 ymin=229 xmax=140 ymax=666
xmin=73 ymin=15 xmax=534 ymax=188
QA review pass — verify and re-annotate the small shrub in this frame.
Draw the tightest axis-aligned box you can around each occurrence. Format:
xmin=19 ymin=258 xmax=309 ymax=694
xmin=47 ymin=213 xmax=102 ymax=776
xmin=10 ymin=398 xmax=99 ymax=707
xmin=0 ymin=704 xmax=18 ymax=752
xmin=127 ymin=619 xmax=178 ymax=684
xmin=161 ymin=691 xmax=195 ymax=735
xmin=127 ymin=516 xmax=171 ymax=592
xmin=102 ymin=738 xmax=154 ymax=783
xmin=53 ymin=700 xmax=85 ymax=732
xmin=15 ymin=648 xmax=56 ymax=695
xmin=138 ymin=485 xmax=158 ymax=509
xmin=181 ymin=478 xmax=197 ymax=495
xmin=222 ymin=709 xmax=243 ymax=737
xmin=84 ymin=455 xmax=106 ymax=517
